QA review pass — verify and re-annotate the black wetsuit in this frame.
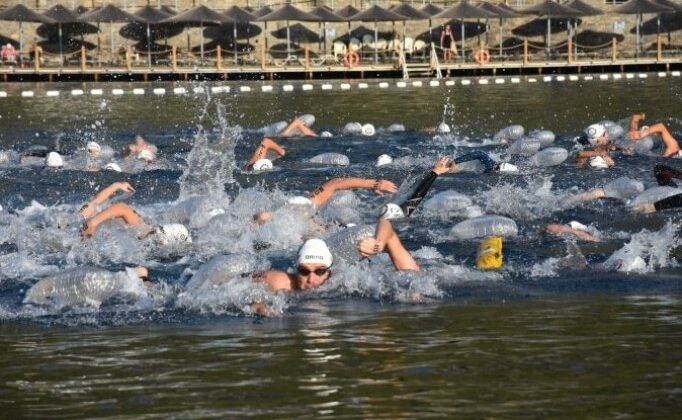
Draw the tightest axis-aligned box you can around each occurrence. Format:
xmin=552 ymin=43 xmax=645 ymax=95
xmin=654 ymin=193 xmax=682 ymax=212
xmin=399 ymin=171 xmax=439 ymax=217
xmin=654 ymin=164 xmax=682 ymax=188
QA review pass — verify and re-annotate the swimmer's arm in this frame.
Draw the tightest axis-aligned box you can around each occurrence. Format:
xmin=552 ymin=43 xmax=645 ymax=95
xmin=258 ymin=271 xmax=293 ymax=291
xmin=545 ymin=224 xmax=600 ymax=242
xmin=82 ymin=203 xmax=148 ymax=238
xmin=628 ymin=113 xmax=645 ymax=136
xmin=309 ymin=177 xmax=397 ymax=207
xmin=359 ymin=219 xmax=419 ymax=271
xmin=81 ymin=182 xmax=135 ymax=218
xmin=244 ymin=138 xmax=285 ymax=170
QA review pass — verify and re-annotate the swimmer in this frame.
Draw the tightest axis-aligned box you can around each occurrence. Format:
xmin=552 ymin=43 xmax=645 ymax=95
xmin=259 ymin=238 xmax=333 ymax=291
xmin=627 ymin=113 xmax=681 ymax=157
xmin=575 ymin=124 xmax=615 ymax=169
xmin=254 ymin=176 xmax=398 ymax=224
xmin=544 ymin=222 xmax=600 ymax=242
xmin=244 ymin=137 xmax=285 ymax=171
xmin=446 ymin=150 xmax=519 ymax=173
xmin=122 ymin=135 xmax=157 ymax=162
xmin=81 ymin=201 xmax=191 ymax=245
xmin=86 ymin=141 xmax=102 ymax=159
xmin=654 ymin=164 xmax=682 ymax=187
xmin=80 ymin=181 xmax=136 ymax=219
xmin=358 ymin=218 xmax=420 ymax=271
xmin=279 ymin=116 xmax=317 ymax=138
xmin=632 ymin=192 xmax=682 ymax=213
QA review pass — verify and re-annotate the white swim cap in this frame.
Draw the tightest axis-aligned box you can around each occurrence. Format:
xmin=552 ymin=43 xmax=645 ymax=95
xmin=155 ymin=223 xmax=192 ymax=245
xmin=208 ymin=208 xmax=225 ymax=217
xmin=297 ymin=238 xmax=333 ymax=268
xmin=376 ymin=154 xmax=393 ymax=167
xmin=585 ymin=123 xmax=606 ymax=145
xmin=103 ymin=162 xmax=122 ymax=172
xmin=342 ymin=122 xmax=363 ymax=135
xmin=86 ymin=141 xmax=101 ymax=153
xmin=589 ymin=156 xmax=609 ymax=169
xmin=288 ymin=195 xmax=313 ymax=207
xmin=137 ymin=149 xmax=155 ymax=162
xmin=437 ymin=122 xmax=451 ymax=134
xmin=640 ymin=125 xmax=649 ymax=133
xmin=45 ymin=152 xmax=64 ymax=168
xmin=568 ymin=220 xmax=589 ymax=232
xmin=298 ymin=114 xmax=315 ymax=127
xmin=252 ymin=158 xmax=273 ymax=172
xmin=496 ymin=162 xmax=519 ymax=173
xmin=320 ymin=131 xmax=333 ymax=138
xmin=388 ymin=124 xmax=405 ymax=132
xmin=380 ymin=203 xmax=405 ymax=220
xmin=361 ymin=123 xmax=376 ymax=136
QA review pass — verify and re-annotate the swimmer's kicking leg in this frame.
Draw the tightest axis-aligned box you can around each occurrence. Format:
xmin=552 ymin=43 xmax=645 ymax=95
xmin=633 ymin=192 xmax=682 ymax=214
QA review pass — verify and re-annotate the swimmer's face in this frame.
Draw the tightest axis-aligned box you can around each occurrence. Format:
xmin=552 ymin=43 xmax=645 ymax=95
xmin=296 ymin=263 xmax=331 ymax=290
xmin=88 ymin=149 xmax=100 ymax=158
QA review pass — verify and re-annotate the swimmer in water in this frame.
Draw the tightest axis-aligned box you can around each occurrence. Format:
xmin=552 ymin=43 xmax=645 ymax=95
xmin=544 ymin=221 xmax=600 ymax=242
xmin=632 ymin=192 xmax=682 ymax=213
xmin=654 ymin=164 xmax=682 ymax=187
xmin=122 ymin=135 xmax=157 ymax=162
xmin=254 ymin=177 xmax=398 ymax=224
xmin=244 ymin=137 xmax=286 ymax=171
xmin=626 ymin=113 xmax=681 ymax=158
xmin=575 ymin=124 xmax=616 ymax=169
xmin=446 ymin=150 xmax=519 ymax=173
xmin=358 ymin=218 xmax=420 ymax=270
xmin=80 ymin=181 xmax=136 ymax=219
xmin=279 ymin=115 xmax=317 ymax=138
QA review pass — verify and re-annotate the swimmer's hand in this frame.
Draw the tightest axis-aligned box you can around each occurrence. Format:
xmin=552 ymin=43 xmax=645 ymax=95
xmin=115 ymin=182 xmax=135 ymax=194
xmin=251 ymin=302 xmax=275 ymax=317
xmin=358 ymin=238 xmax=385 ymax=257
xmin=632 ymin=203 xmax=656 ymax=214
xmin=432 ymin=156 xmax=452 ymax=175
xmin=373 ymin=180 xmax=397 ymax=196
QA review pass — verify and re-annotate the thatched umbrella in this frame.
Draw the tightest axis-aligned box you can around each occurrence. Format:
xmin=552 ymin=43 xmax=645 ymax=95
xmin=434 ymin=2 xmax=496 ymax=61
xmin=349 ymin=5 xmax=405 ymax=64
xmin=420 ymin=3 xmax=443 ymax=45
xmin=479 ymin=2 xmax=520 ymax=57
xmin=256 ymin=4 xmax=319 ymax=61
xmin=310 ymin=6 xmax=344 ymax=56
xmin=519 ymin=0 xmax=582 ymax=58
xmin=161 ymin=5 xmax=231 ymax=62
xmin=43 ymin=4 xmax=79 ymax=64
xmin=611 ymin=0 xmax=674 ymax=55
xmin=335 ymin=5 xmax=361 ymax=48
xmin=77 ymin=4 xmax=141 ymax=64
xmin=0 ymin=4 xmax=55 ymax=59
xmin=222 ymin=6 xmax=257 ymax=63
xmin=565 ymin=0 xmax=603 ymax=59
xmin=130 ymin=5 xmax=172 ymax=66
xmin=391 ymin=4 xmax=429 ymax=53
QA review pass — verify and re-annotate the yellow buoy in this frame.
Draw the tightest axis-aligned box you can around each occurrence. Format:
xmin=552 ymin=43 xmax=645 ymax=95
xmin=476 ymin=236 xmax=503 ymax=270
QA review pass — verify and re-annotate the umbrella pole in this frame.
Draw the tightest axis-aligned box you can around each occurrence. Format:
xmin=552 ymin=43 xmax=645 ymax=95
xmin=200 ymin=22 xmax=204 ymax=63
xmin=375 ymin=21 xmax=378 ymax=64
xmin=546 ymin=17 xmax=551 ymax=60
xmin=19 ymin=21 xmax=23 ymax=63
xmin=499 ymin=18 xmax=503 ymax=58
xmin=461 ymin=21 xmax=465 ymax=63
xmin=636 ymin=14 xmax=640 ymax=57
xmin=59 ymin=23 xmax=64 ymax=66
xmin=147 ymin=23 xmax=152 ymax=67
xmin=575 ymin=20 xmax=578 ymax=60
xmin=428 ymin=18 xmax=432 ymax=45
xmin=286 ymin=20 xmax=291 ymax=60
xmin=111 ymin=22 xmax=115 ymax=65
xmin=234 ymin=23 xmax=238 ymax=64
xmin=403 ymin=20 xmax=406 ymax=54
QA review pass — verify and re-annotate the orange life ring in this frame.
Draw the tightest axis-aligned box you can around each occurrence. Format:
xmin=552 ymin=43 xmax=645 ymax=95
xmin=474 ymin=48 xmax=491 ymax=65
xmin=343 ymin=50 xmax=360 ymax=68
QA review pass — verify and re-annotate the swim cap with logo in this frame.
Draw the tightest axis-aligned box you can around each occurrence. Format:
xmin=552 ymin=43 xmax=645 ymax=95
xmin=288 ymin=196 xmax=314 ymax=207
xmin=86 ymin=142 xmax=101 ymax=153
xmin=103 ymin=162 xmax=122 ymax=172
xmin=568 ymin=220 xmax=589 ymax=231
xmin=380 ymin=203 xmax=405 ymax=220
xmin=297 ymin=238 xmax=333 ymax=268
xmin=361 ymin=123 xmax=376 ymax=136
xmin=46 ymin=152 xmax=64 ymax=168
xmin=585 ymin=123 xmax=606 ymax=145
xmin=320 ymin=131 xmax=333 ymax=138
xmin=589 ymin=156 xmax=608 ymax=169
xmin=155 ymin=223 xmax=192 ymax=245
xmin=476 ymin=236 xmax=503 ymax=270
xmin=252 ymin=158 xmax=273 ymax=171
xmin=376 ymin=154 xmax=393 ymax=167
xmin=496 ymin=162 xmax=519 ymax=173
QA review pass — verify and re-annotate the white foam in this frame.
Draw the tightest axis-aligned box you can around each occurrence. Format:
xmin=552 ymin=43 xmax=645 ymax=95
xmin=625 ymin=73 xmax=635 ymax=79
xmin=340 ymin=83 xmax=351 ymax=90
xmin=638 ymin=73 xmax=648 ymax=78
xmin=527 ymin=78 xmax=537 ymax=83
xmin=283 ymin=84 xmax=294 ymax=92
xmin=511 ymin=77 xmax=521 ymax=83
xmin=429 ymin=80 xmax=440 ymax=87
xmin=612 ymin=74 xmax=622 ymax=80
xmin=321 ymin=83 xmax=333 ymax=90
xmin=71 ymin=89 xmax=84 ymax=96
xmin=445 ymin=80 xmax=455 ymax=86
xmin=173 ymin=87 xmax=187 ymax=94
xmin=672 ymin=71 xmax=681 ymax=77
xmin=583 ymin=75 xmax=593 ymax=80
xmin=153 ymin=88 xmax=166 ymax=95
xmin=569 ymin=75 xmax=579 ymax=81
xmin=90 ymin=89 xmax=103 ymax=95
xmin=46 ymin=90 xmax=60 ymax=97
xmin=112 ymin=88 xmax=125 ymax=95
xmin=0 ymin=91 xmax=6 ymax=98
xmin=133 ymin=88 xmax=145 ymax=95
xmin=556 ymin=75 xmax=565 ymax=81
xmin=302 ymin=83 xmax=313 ymax=91
xmin=210 ymin=86 xmax=225 ymax=93
xmin=21 ymin=91 xmax=34 ymax=97
xmin=657 ymin=72 xmax=666 ymax=78
xmin=261 ymin=85 xmax=273 ymax=92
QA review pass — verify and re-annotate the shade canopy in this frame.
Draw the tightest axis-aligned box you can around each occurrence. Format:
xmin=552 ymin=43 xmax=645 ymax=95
xmin=333 ymin=25 xmax=395 ymax=43
xmin=37 ymin=22 xmax=99 ymax=38
xmin=512 ymin=18 xmax=578 ymax=36
xmin=0 ymin=4 xmax=55 ymax=23
xmin=38 ymin=38 xmax=96 ymax=54
xmin=223 ymin=6 xmax=257 ymax=23
xmin=133 ymin=5 xmax=172 ymax=23
xmin=611 ymin=0 xmax=675 ymax=14
xmin=119 ymin=21 xmax=184 ymax=41
xmin=636 ymin=11 xmax=682 ymax=33
xmin=161 ymin=5 xmax=230 ymax=25
xmin=77 ymin=4 xmax=140 ymax=23
xmin=434 ymin=2 xmax=497 ymax=19
xmin=204 ymin=23 xmax=262 ymax=40
xmin=251 ymin=6 xmax=274 ymax=18
xmin=519 ymin=0 xmax=582 ymax=17
xmin=309 ymin=6 xmax=345 ymax=22
xmin=479 ymin=2 xmax=521 ymax=18
xmin=391 ymin=4 xmax=430 ymax=20
xmin=652 ymin=0 xmax=682 ymax=11
xmin=350 ymin=5 xmax=406 ymax=22
xmin=420 ymin=4 xmax=444 ymax=16
xmin=565 ymin=0 xmax=604 ymax=16
xmin=271 ymin=23 xmax=321 ymax=43
xmin=43 ymin=4 xmax=78 ymax=23
xmin=334 ymin=5 xmax=361 ymax=19
xmin=256 ymin=4 xmax=319 ymax=22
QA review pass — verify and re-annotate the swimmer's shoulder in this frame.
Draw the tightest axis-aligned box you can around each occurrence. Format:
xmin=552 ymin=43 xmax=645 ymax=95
xmin=258 ymin=270 xmax=294 ymax=291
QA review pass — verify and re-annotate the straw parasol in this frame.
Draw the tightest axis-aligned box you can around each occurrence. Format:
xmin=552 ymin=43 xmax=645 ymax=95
xmin=161 ymin=5 xmax=231 ymax=62
xmin=611 ymin=0 xmax=674 ymax=55
xmin=349 ymin=5 xmax=405 ymax=63
xmin=0 ymin=4 xmax=55 ymax=58
xmin=223 ymin=6 xmax=257 ymax=63
xmin=256 ymin=4 xmax=319 ymax=62
xmin=77 ymin=4 xmax=141 ymax=64
xmin=518 ymin=0 xmax=582 ymax=58
xmin=434 ymin=1 xmax=496 ymax=61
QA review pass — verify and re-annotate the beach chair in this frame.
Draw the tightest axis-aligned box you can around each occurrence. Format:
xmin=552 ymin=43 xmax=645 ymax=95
xmin=333 ymin=41 xmax=347 ymax=59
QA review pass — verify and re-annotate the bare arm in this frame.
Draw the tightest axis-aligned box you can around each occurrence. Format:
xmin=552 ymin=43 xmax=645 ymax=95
xmin=545 ymin=224 xmax=600 ymax=242
xmin=82 ymin=203 xmax=150 ymax=238
xmin=629 ymin=113 xmax=645 ymax=134
xmin=358 ymin=218 xmax=420 ymax=271
xmin=280 ymin=119 xmax=317 ymax=138
xmin=308 ymin=177 xmax=397 ymax=207
xmin=80 ymin=182 xmax=135 ymax=218
xmin=245 ymin=138 xmax=285 ymax=170
xmin=258 ymin=270 xmax=294 ymax=291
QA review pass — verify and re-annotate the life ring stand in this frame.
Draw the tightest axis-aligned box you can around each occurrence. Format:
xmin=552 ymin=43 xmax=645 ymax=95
xmin=473 ymin=47 xmax=491 ymax=65
xmin=343 ymin=50 xmax=360 ymax=68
